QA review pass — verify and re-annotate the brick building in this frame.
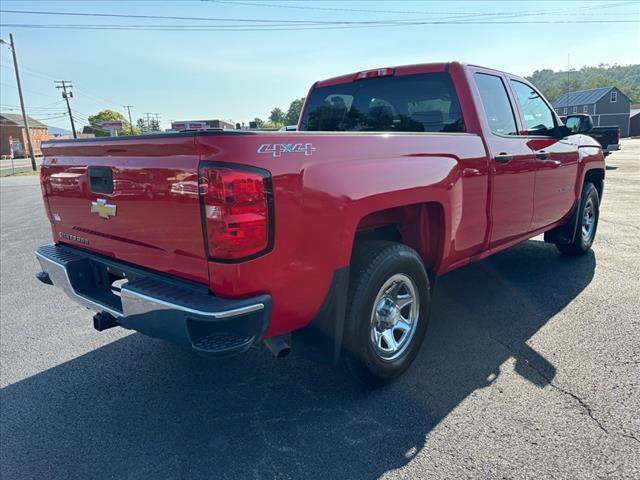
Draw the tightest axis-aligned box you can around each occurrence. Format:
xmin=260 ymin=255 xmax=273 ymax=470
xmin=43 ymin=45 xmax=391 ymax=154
xmin=0 ymin=113 xmax=50 ymax=157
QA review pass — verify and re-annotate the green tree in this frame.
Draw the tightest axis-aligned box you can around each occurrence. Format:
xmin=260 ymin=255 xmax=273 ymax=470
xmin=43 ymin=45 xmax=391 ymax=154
xmin=136 ymin=118 xmax=147 ymax=133
xmin=285 ymin=97 xmax=305 ymax=125
xmin=87 ymin=109 xmax=139 ymax=136
xmin=527 ymin=64 xmax=640 ymax=103
xmin=252 ymin=117 xmax=265 ymax=128
xmin=149 ymin=118 xmax=161 ymax=132
xmin=269 ymin=107 xmax=285 ymax=127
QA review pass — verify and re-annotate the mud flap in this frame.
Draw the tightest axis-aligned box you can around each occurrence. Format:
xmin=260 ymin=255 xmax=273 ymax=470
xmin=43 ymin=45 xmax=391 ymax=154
xmin=292 ymin=266 xmax=349 ymax=364
xmin=544 ymin=196 xmax=581 ymax=245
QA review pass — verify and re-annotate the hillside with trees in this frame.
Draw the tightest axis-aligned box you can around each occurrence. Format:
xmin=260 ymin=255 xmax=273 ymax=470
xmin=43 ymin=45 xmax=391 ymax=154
xmin=527 ymin=64 xmax=640 ymax=104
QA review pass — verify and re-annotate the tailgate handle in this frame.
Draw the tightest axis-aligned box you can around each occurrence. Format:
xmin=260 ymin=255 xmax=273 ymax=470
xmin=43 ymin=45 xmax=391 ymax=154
xmin=89 ymin=167 xmax=114 ymax=194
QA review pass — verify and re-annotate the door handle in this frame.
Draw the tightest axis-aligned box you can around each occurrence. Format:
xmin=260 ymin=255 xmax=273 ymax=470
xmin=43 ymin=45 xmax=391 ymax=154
xmin=535 ymin=151 xmax=550 ymax=160
xmin=494 ymin=153 xmax=513 ymax=164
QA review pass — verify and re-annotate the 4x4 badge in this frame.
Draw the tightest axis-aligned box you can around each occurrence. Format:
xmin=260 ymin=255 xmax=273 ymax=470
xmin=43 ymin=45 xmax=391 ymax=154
xmin=91 ymin=198 xmax=117 ymax=219
xmin=257 ymin=143 xmax=316 ymax=157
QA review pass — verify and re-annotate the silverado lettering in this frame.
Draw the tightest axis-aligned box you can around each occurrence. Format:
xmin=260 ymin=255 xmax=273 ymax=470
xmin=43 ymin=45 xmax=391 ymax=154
xmin=35 ymin=62 xmax=605 ymax=386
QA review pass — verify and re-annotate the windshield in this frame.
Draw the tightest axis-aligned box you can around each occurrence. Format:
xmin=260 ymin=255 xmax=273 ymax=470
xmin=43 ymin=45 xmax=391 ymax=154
xmin=300 ymin=72 xmax=464 ymax=133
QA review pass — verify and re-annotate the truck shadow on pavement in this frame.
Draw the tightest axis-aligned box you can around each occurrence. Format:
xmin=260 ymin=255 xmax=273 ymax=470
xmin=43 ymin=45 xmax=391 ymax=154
xmin=1 ymin=240 xmax=595 ymax=480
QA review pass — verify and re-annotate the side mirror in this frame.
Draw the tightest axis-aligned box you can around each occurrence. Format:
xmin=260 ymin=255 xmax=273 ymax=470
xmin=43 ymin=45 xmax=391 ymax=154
xmin=564 ymin=114 xmax=593 ymax=134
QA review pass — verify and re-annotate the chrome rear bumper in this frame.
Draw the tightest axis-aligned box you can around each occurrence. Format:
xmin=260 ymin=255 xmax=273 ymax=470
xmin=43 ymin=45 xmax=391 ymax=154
xmin=36 ymin=244 xmax=271 ymax=356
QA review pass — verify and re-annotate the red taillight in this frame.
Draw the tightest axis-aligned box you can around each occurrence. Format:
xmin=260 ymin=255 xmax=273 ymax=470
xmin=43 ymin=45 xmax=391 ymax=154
xmin=39 ymin=170 xmax=53 ymax=222
xmin=354 ymin=68 xmax=395 ymax=80
xmin=199 ymin=163 xmax=272 ymax=261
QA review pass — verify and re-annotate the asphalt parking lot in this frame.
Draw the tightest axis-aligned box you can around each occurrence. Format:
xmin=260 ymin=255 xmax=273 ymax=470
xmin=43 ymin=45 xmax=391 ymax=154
xmin=1 ymin=139 xmax=639 ymax=479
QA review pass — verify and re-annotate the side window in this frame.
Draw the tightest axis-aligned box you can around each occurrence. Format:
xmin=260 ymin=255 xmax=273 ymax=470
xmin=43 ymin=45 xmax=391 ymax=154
xmin=511 ymin=80 xmax=556 ymax=136
xmin=610 ymin=91 xmax=617 ymax=103
xmin=474 ymin=73 xmax=518 ymax=136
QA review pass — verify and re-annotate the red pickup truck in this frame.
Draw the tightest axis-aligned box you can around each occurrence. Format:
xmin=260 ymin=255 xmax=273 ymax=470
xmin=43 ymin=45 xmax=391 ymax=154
xmin=36 ymin=62 xmax=605 ymax=386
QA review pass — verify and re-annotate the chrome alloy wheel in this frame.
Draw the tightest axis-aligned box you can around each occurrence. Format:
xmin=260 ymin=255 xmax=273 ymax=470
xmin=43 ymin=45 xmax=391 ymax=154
xmin=582 ymin=197 xmax=596 ymax=243
xmin=369 ymin=273 xmax=420 ymax=361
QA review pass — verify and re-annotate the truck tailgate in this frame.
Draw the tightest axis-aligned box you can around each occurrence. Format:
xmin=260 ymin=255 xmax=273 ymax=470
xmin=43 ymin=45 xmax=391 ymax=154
xmin=40 ymin=135 xmax=209 ymax=284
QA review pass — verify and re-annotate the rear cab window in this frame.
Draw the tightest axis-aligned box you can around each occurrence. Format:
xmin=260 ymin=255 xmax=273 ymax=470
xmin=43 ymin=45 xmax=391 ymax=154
xmin=300 ymin=72 xmax=465 ymax=133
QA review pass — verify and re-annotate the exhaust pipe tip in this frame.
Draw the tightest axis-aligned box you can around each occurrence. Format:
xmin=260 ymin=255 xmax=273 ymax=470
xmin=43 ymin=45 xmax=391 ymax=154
xmin=263 ymin=336 xmax=291 ymax=358
xmin=93 ymin=311 xmax=119 ymax=332
xmin=36 ymin=271 xmax=53 ymax=285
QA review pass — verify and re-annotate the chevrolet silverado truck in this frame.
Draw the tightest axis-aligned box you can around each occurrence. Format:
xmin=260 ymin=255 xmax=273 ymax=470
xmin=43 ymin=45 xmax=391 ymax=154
xmin=35 ymin=62 xmax=605 ymax=386
xmin=562 ymin=114 xmax=621 ymax=156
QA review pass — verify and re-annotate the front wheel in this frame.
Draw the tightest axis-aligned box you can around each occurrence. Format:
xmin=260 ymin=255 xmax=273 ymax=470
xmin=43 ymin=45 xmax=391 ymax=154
xmin=341 ymin=241 xmax=431 ymax=387
xmin=556 ymin=182 xmax=600 ymax=256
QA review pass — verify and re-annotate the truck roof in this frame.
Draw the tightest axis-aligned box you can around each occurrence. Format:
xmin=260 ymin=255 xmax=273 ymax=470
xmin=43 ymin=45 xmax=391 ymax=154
xmin=313 ymin=61 xmax=523 ymax=89
xmin=314 ymin=62 xmax=453 ymax=88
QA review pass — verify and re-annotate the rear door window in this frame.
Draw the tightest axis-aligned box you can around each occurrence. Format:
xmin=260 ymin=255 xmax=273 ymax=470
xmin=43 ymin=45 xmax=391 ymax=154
xmin=300 ymin=72 xmax=465 ymax=133
xmin=474 ymin=73 xmax=518 ymax=136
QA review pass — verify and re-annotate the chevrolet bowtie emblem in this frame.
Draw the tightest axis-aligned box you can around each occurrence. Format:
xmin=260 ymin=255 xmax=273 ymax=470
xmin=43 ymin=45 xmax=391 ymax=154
xmin=91 ymin=198 xmax=117 ymax=219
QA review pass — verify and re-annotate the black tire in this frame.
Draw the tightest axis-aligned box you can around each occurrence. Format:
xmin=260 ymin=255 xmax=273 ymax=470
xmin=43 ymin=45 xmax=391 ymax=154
xmin=341 ymin=241 xmax=431 ymax=387
xmin=556 ymin=182 xmax=600 ymax=256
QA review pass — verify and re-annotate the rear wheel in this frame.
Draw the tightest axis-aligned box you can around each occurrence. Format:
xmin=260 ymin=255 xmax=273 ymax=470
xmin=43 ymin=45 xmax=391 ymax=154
xmin=341 ymin=241 xmax=431 ymax=387
xmin=556 ymin=182 xmax=600 ymax=256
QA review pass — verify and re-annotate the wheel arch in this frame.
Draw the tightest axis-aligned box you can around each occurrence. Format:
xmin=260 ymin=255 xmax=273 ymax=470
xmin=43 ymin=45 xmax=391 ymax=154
xmin=584 ymin=167 xmax=604 ymax=201
xmin=351 ymin=201 xmax=446 ymax=278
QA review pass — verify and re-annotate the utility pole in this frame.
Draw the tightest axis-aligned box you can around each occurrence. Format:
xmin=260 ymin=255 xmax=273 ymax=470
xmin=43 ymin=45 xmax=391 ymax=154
xmin=143 ymin=112 xmax=161 ymax=132
xmin=566 ymin=53 xmax=573 ymax=109
xmin=55 ymin=80 xmax=77 ymax=138
xmin=144 ymin=112 xmax=152 ymax=133
xmin=124 ymin=105 xmax=134 ymax=135
xmin=153 ymin=113 xmax=161 ymax=132
xmin=0 ymin=34 xmax=37 ymax=171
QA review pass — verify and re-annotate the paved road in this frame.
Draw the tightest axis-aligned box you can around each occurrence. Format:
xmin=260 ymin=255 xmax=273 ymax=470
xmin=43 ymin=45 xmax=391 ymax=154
xmin=1 ymin=140 xmax=639 ymax=479
xmin=0 ymin=157 xmax=41 ymax=175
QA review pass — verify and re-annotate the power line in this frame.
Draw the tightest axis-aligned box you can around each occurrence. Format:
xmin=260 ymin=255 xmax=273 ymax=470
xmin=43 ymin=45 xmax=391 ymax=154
xmin=0 ymin=8 xmax=340 ymax=24
xmin=210 ymin=0 xmax=638 ymax=17
xmin=69 ymin=111 xmax=112 ymax=133
xmin=3 ymin=2 xmax=637 ymax=20
xmin=31 ymin=114 xmax=70 ymax=121
xmin=1 ymin=18 xmax=637 ymax=33
xmin=1 ymin=59 xmax=132 ymax=110
xmin=17 ymin=62 xmax=126 ymax=107
xmin=1 ymin=2 xmax=637 ymax=34
xmin=0 ymin=78 xmax=60 ymax=99
xmin=0 ymin=107 xmax=67 ymax=116
xmin=1 ymin=104 xmax=66 ymax=112
xmin=1 ymin=1 xmax=637 ymax=29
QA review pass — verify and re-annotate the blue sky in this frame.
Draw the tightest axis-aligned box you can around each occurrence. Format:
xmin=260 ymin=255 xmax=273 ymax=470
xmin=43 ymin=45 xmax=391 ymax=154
xmin=1 ymin=0 xmax=639 ymax=130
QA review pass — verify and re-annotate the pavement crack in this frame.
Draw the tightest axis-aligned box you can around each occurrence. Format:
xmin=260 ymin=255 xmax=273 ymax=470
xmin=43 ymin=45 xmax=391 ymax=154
xmin=620 ymin=432 xmax=640 ymax=445
xmin=491 ymin=337 xmax=609 ymax=435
